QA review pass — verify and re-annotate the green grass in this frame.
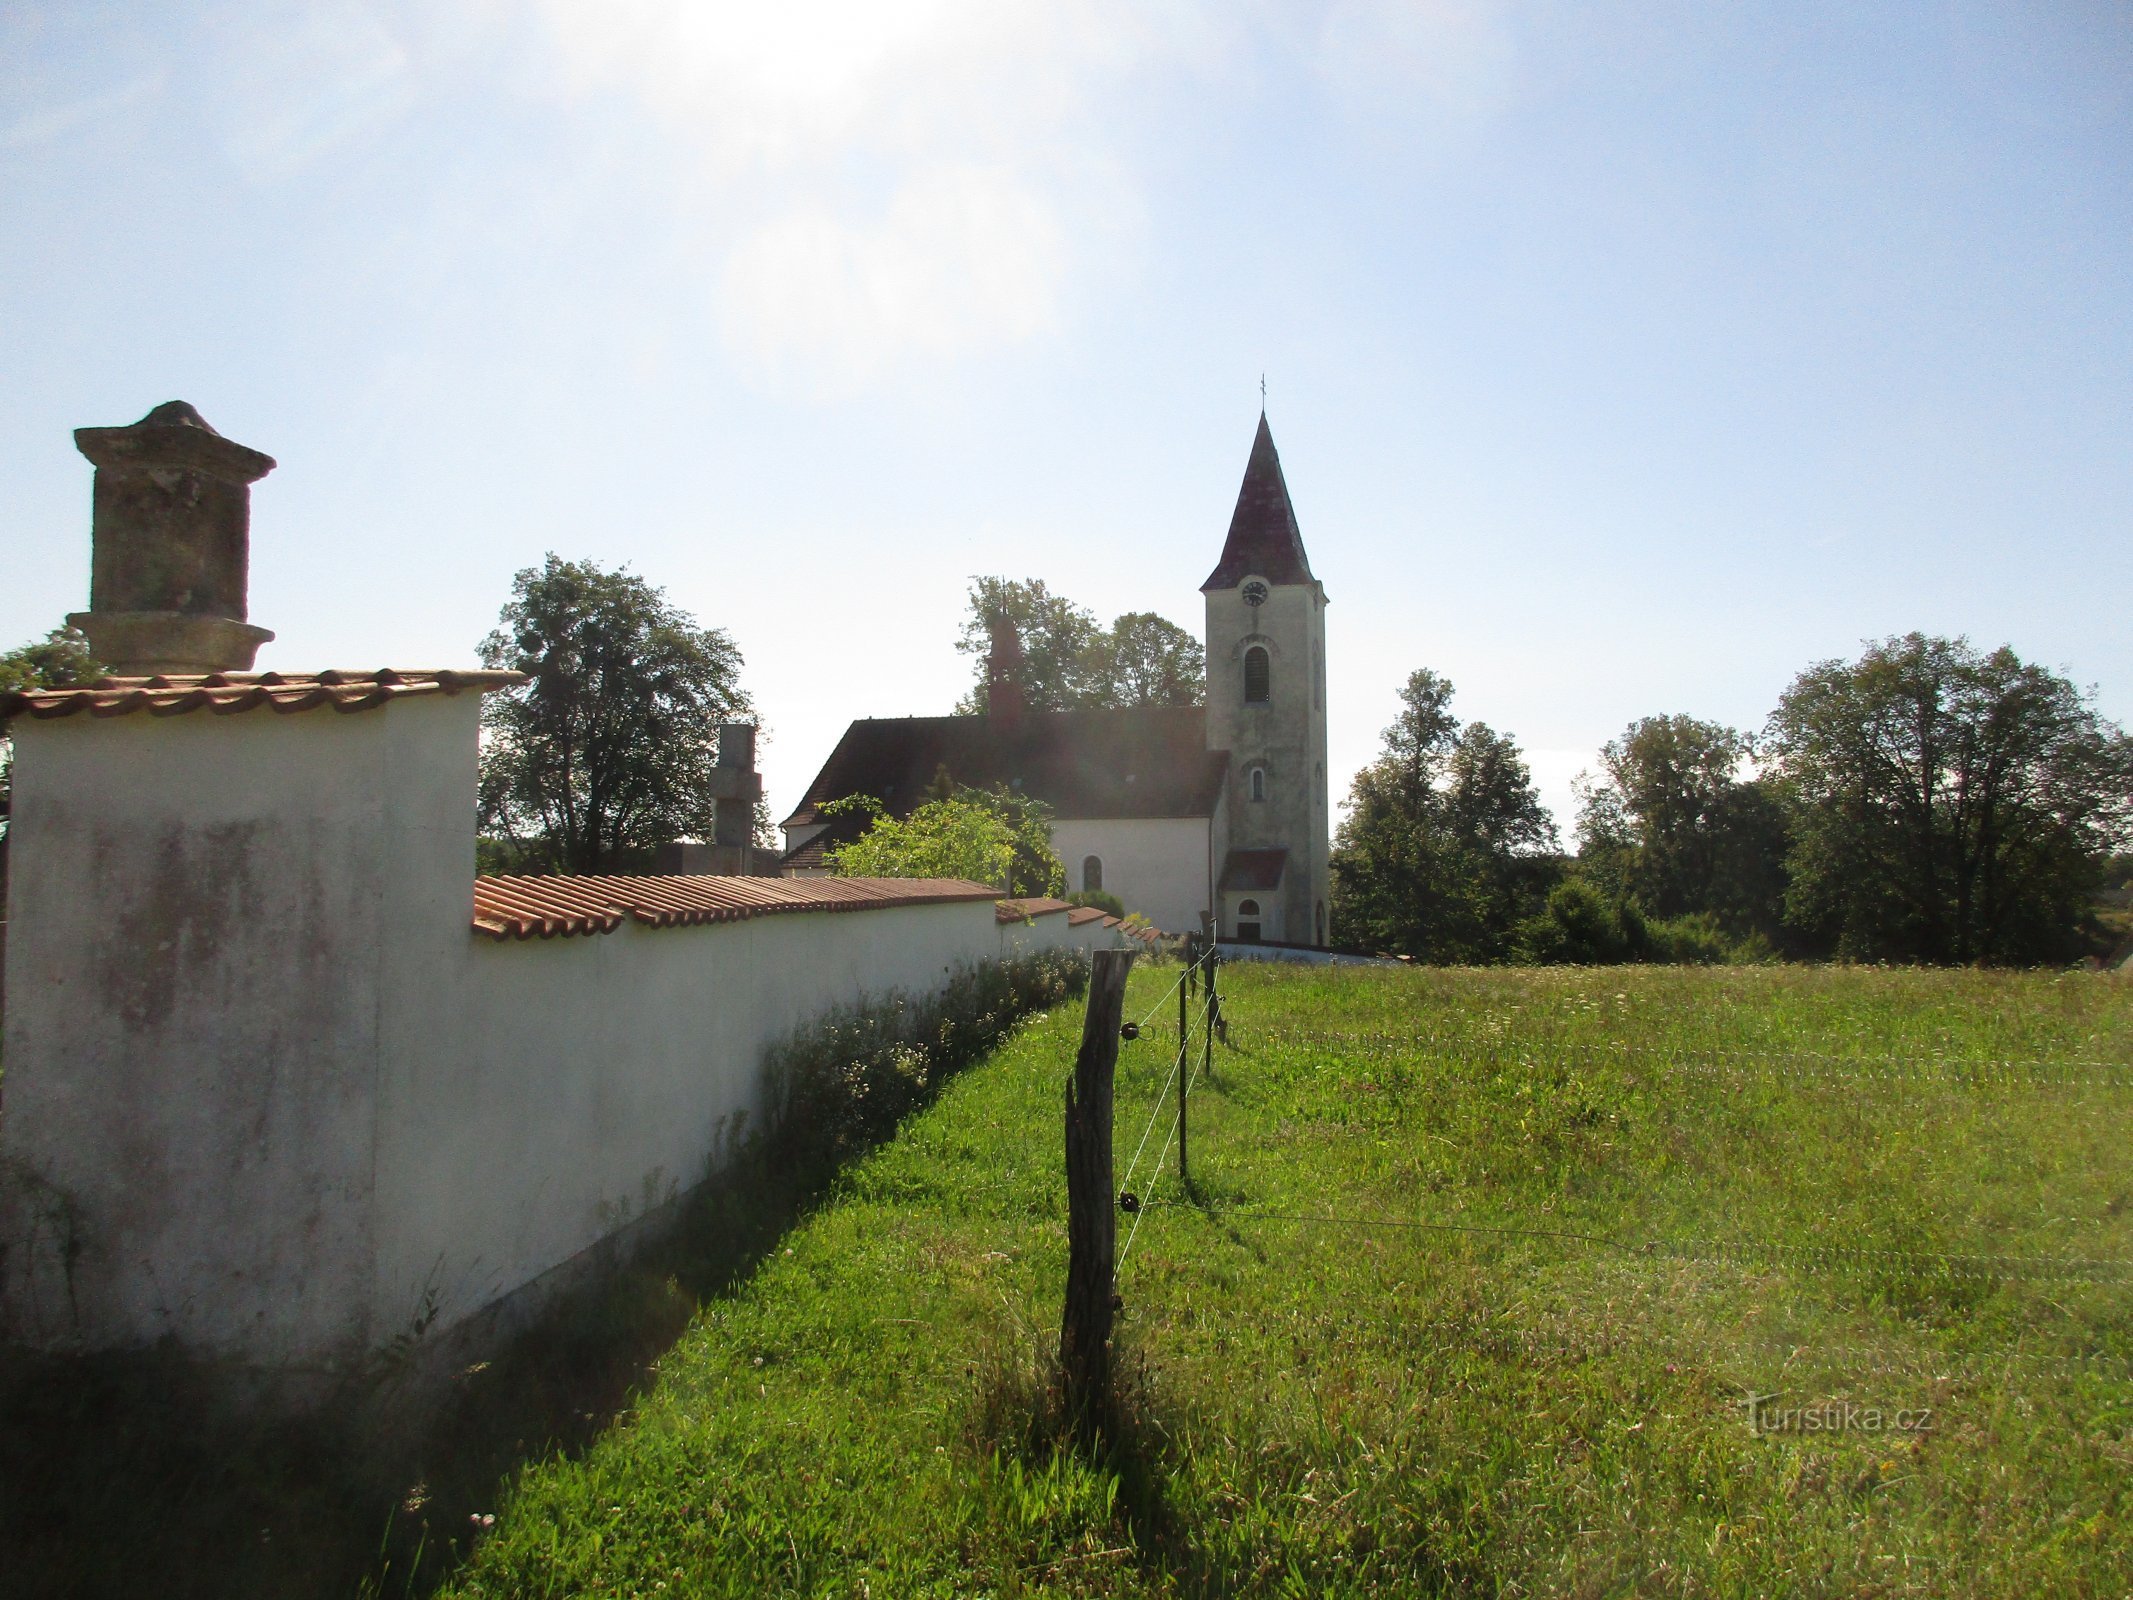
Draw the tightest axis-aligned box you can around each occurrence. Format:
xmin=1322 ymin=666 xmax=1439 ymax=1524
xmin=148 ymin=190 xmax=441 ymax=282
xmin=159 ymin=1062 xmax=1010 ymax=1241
xmin=441 ymin=963 xmax=2133 ymax=1598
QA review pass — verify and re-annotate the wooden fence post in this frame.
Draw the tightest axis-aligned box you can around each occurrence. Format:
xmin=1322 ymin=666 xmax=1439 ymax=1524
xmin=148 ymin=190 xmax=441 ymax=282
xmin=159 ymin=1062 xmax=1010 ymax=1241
xmin=1060 ymin=946 xmax=1135 ymax=1443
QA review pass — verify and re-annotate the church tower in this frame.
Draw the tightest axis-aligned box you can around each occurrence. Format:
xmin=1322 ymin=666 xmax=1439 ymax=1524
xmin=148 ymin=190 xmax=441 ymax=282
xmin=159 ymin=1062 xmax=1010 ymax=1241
xmin=1203 ymin=415 xmax=1331 ymax=947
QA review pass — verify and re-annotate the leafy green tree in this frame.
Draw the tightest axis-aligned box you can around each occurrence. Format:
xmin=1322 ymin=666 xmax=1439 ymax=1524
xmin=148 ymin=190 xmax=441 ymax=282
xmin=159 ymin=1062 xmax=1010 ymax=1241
xmin=954 ymin=578 xmax=1203 ymax=712
xmin=477 ymin=556 xmax=753 ymax=874
xmin=1 ymin=626 xmax=104 ymax=866
xmin=1765 ymin=633 xmax=2133 ymax=964
xmin=955 ymin=578 xmax=1107 ymax=713
xmin=826 ymin=786 xmax=1065 ymax=896
xmin=1104 ymin=612 xmax=1205 ymax=707
xmin=1330 ymin=669 xmax=1558 ymax=961
xmin=0 ymin=625 xmax=101 ymax=694
xmin=1576 ymin=713 xmax=1790 ymax=936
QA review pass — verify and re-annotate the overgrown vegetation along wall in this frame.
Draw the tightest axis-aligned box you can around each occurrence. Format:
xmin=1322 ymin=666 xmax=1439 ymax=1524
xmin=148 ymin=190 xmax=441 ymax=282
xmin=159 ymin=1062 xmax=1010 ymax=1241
xmin=0 ymin=690 xmax=1111 ymax=1383
xmin=767 ymin=947 xmax=1088 ymax=1167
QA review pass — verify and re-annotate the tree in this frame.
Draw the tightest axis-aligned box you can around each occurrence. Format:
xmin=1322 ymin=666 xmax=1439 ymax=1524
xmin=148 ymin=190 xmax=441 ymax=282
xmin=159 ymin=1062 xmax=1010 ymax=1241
xmin=1765 ymin=633 xmax=2133 ymax=965
xmin=826 ymin=785 xmax=1065 ymax=896
xmin=1330 ymin=669 xmax=1558 ymax=961
xmin=477 ymin=556 xmax=752 ymax=874
xmin=954 ymin=578 xmax=1204 ymax=713
xmin=1 ymin=625 xmax=104 ymax=868
xmin=1575 ymin=713 xmax=1790 ymax=936
xmin=955 ymin=578 xmax=1107 ymax=713
xmin=0 ymin=625 xmax=102 ymax=695
xmin=1104 ymin=612 xmax=1205 ymax=707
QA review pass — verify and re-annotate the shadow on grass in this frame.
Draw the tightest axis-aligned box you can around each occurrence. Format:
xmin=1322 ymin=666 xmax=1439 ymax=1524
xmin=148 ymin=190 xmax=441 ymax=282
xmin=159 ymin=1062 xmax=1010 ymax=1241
xmin=0 ymin=950 xmax=1089 ymax=1600
xmin=965 ymin=1328 xmax=1481 ymax=1599
xmin=0 ymin=1129 xmax=884 ymax=1599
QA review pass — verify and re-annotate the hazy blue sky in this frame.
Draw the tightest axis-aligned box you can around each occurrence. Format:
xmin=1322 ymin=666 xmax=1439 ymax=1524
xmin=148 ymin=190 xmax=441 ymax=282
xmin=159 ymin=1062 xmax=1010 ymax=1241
xmin=4 ymin=1 xmax=2127 ymax=836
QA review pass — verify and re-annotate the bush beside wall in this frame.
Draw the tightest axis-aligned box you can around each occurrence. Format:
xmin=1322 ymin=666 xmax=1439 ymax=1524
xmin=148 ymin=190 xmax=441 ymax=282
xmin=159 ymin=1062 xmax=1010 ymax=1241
xmin=768 ymin=949 xmax=1090 ymax=1164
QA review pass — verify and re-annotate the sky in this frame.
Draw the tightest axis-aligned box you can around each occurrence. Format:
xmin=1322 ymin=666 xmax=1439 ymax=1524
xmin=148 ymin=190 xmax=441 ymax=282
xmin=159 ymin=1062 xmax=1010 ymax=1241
xmin=3 ymin=0 xmax=2128 ymax=839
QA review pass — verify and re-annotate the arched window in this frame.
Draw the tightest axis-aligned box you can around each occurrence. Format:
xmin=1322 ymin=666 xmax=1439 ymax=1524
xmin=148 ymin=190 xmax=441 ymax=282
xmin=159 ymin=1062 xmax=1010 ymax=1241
xmin=1081 ymin=855 xmax=1103 ymax=893
xmin=1236 ymin=898 xmax=1262 ymax=943
xmin=1243 ymin=646 xmax=1270 ymax=704
xmin=1248 ymin=766 xmax=1267 ymax=802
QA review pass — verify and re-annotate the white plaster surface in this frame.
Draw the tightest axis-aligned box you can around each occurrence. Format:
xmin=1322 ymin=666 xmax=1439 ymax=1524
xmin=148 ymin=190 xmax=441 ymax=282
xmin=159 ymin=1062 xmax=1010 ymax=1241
xmin=1047 ymin=818 xmax=1212 ymax=935
xmin=0 ymin=697 xmax=477 ymax=1367
xmin=374 ymin=898 xmax=1011 ymax=1348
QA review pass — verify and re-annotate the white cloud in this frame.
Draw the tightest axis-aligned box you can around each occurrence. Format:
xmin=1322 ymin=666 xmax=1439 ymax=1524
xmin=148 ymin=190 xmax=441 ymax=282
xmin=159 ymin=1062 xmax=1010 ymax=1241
xmin=537 ymin=0 xmax=977 ymax=170
xmin=519 ymin=0 xmax=1524 ymax=395
xmin=719 ymin=164 xmax=1065 ymax=394
xmin=527 ymin=0 xmax=1195 ymax=394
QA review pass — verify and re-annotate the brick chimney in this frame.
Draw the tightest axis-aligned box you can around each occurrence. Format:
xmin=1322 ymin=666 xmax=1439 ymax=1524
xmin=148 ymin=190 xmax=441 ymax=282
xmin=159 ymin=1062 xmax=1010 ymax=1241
xmin=67 ymin=401 xmax=276 ymax=676
xmin=986 ymin=615 xmax=1026 ymax=730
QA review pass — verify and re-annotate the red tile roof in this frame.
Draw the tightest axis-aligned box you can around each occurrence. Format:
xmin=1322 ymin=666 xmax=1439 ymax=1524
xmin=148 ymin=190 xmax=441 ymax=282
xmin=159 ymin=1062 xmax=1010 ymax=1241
xmin=0 ymin=668 xmax=526 ymax=721
xmin=472 ymin=874 xmax=1001 ymax=941
xmin=1065 ymin=905 xmax=1108 ymax=926
xmin=994 ymin=896 xmax=1073 ymax=924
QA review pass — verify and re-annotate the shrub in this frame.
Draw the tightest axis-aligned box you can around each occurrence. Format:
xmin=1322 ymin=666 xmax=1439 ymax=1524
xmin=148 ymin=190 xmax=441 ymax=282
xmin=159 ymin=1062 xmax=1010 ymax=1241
xmin=1066 ymin=889 xmax=1125 ymax=919
xmin=1516 ymin=877 xmax=1644 ymax=964
xmin=766 ymin=950 xmax=1088 ymax=1163
xmin=1642 ymin=910 xmax=1735 ymax=965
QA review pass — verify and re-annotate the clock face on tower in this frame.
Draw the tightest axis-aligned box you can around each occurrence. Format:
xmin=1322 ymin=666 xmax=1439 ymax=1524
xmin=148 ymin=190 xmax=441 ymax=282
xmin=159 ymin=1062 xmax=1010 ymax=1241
xmin=1241 ymin=579 xmax=1269 ymax=607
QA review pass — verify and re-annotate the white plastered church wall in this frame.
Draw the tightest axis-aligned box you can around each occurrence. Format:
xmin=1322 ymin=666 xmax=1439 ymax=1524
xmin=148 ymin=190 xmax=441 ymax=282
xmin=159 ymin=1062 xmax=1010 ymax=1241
xmin=1048 ymin=817 xmax=1212 ymax=933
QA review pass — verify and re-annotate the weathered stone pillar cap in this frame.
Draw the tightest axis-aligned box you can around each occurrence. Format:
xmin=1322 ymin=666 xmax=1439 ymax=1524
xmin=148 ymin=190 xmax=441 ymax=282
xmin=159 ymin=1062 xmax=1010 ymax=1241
xmin=75 ymin=401 xmax=275 ymax=483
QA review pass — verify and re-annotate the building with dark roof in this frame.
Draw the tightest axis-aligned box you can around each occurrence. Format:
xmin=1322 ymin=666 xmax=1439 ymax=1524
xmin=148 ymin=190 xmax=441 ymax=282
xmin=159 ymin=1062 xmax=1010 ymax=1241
xmin=782 ymin=414 xmax=1331 ymax=944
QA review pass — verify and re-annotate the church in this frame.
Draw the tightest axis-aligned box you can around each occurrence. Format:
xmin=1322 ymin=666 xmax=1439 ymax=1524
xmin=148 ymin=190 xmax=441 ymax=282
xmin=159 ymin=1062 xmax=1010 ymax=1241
xmin=780 ymin=415 xmax=1332 ymax=946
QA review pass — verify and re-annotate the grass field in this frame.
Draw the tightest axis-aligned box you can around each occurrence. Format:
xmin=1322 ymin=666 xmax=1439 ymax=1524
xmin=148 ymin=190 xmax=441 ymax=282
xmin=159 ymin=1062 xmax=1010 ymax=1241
xmin=436 ymin=962 xmax=2133 ymax=1598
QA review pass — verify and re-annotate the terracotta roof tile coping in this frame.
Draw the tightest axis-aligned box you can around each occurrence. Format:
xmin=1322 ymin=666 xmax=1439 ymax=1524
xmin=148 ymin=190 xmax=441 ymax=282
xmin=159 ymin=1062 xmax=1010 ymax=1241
xmin=994 ymin=896 xmax=1073 ymax=924
xmin=1065 ymin=906 xmax=1108 ymax=925
xmin=472 ymin=873 xmax=1002 ymax=941
xmin=0 ymin=668 xmax=527 ymax=721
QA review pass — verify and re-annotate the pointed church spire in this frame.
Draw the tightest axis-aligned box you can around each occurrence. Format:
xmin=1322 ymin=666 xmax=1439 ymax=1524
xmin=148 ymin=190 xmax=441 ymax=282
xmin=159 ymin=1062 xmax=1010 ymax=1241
xmin=1201 ymin=414 xmax=1314 ymax=592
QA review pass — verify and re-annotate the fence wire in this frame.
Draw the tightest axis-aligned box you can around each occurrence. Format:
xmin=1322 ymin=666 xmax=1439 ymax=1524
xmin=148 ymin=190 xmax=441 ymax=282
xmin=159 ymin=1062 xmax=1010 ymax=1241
xmin=1239 ymin=1029 xmax=2133 ymax=1090
xmin=1129 ymin=946 xmax=1215 ymax=1035
xmin=1123 ymin=1199 xmax=2133 ymax=1284
xmin=1089 ymin=983 xmax=2133 ymax=1404
xmin=1255 ymin=1311 xmax=2133 ymax=1380
xmin=1117 ymin=994 xmax=1215 ymax=1270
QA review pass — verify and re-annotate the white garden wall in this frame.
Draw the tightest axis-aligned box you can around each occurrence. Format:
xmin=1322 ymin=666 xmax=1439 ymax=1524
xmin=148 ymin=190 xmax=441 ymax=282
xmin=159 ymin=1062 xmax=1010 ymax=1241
xmin=0 ymin=686 xmax=1107 ymax=1376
